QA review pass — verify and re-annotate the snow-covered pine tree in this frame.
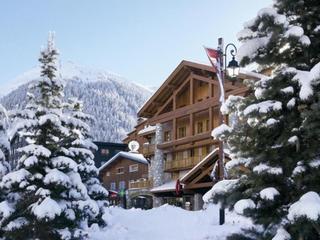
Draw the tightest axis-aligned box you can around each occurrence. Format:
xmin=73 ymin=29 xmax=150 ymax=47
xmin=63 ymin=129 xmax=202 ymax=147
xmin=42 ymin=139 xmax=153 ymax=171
xmin=204 ymin=1 xmax=320 ymax=239
xmin=0 ymin=106 xmax=10 ymax=239
xmin=274 ymin=1 xmax=320 ymax=238
xmin=0 ymin=33 xmax=90 ymax=239
xmin=62 ymin=98 xmax=108 ymax=227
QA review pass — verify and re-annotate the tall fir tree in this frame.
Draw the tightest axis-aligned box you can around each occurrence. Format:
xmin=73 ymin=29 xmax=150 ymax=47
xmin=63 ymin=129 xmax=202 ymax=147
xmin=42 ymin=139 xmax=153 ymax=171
xmin=0 ymin=106 xmax=11 ymax=239
xmin=62 ymin=98 xmax=108 ymax=227
xmin=0 ymin=33 xmax=101 ymax=239
xmin=204 ymin=1 xmax=320 ymax=239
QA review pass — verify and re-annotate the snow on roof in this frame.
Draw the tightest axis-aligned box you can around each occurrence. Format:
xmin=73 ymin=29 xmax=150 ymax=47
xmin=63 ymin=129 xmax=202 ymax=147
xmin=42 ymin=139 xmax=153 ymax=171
xmin=138 ymin=125 xmax=156 ymax=135
xmin=150 ymin=181 xmax=176 ymax=193
xmin=99 ymin=151 xmax=148 ymax=172
xmin=180 ymin=148 xmax=229 ymax=183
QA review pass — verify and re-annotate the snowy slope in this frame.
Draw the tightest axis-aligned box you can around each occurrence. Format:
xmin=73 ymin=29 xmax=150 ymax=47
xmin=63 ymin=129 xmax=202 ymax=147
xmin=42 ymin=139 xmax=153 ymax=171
xmin=1 ymin=62 xmax=152 ymax=142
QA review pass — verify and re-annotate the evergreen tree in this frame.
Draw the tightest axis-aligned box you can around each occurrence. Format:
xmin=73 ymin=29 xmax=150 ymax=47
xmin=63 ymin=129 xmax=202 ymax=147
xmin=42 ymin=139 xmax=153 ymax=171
xmin=205 ymin=1 xmax=320 ymax=239
xmin=0 ymin=33 xmax=91 ymax=239
xmin=62 ymin=98 xmax=108 ymax=227
xmin=0 ymin=106 xmax=10 ymax=238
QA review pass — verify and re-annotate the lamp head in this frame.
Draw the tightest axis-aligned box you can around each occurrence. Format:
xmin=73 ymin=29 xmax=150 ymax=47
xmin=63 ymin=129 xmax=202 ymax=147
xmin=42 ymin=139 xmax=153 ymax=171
xmin=227 ymin=56 xmax=240 ymax=78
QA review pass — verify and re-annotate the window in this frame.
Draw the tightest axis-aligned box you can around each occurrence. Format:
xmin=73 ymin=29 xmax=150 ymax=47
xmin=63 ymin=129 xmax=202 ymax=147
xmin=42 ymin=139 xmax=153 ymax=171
xmin=129 ymin=164 xmax=139 ymax=172
xmin=116 ymin=167 xmax=124 ymax=174
xmin=164 ymin=131 xmax=171 ymax=142
xmin=119 ymin=181 xmax=126 ymax=190
xmin=110 ymin=182 xmax=116 ymax=190
xmin=178 ymin=126 xmax=186 ymax=138
xmin=206 ymin=119 xmax=210 ymax=131
xmin=106 ymin=171 xmax=110 ymax=177
xmin=101 ymin=149 xmax=109 ymax=155
xmin=197 ymin=122 xmax=203 ymax=134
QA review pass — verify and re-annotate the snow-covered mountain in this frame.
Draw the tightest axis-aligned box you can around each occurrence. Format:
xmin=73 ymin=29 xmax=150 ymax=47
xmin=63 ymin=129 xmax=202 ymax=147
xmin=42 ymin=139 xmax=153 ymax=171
xmin=1 ymin=62 xmax=152 ymax=142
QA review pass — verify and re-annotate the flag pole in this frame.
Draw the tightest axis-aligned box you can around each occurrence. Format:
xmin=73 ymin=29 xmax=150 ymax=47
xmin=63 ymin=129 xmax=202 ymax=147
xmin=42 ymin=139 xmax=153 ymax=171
xmin=217 ymin=37 xmax=225 ymax=225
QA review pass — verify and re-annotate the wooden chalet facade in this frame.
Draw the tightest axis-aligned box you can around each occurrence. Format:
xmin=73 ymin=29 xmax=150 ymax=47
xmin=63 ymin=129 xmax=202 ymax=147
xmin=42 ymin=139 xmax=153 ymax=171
xmin=123 ymin=60 xmax=262 ymax=210
xmin=99 ymin=151 xmax=149 ymax=208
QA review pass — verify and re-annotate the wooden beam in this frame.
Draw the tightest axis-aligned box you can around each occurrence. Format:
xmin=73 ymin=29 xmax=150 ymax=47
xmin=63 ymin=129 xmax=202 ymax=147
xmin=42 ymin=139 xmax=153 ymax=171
xmin=167 ymin=84 xmax=176 ymax=90
xmin=148 ymin=87 xmax=247 ymax=124
xmin=174 ymin=75 xmax=192 ymax=97
xmin=189 ymin=113 xmax=194 ymax=136
xmin=160 ymin=138 xmax=215 ymax=152
xmin=173 ymin=118 xmax=176 ymax=141
xmin=190 ymin=77 xmax=194 ymax=104
xmin=149 ymin=98 xmax=219 ymax=124
xmin=157 ymin=132 xmax=215 ymax=149
xmin=209 ymin=107 xmax=213 ymax=131
xmin=189 ymin=163 xmax=214 ymax=185
xmin=191 ymin=73 xmax=239 ymax=90
xmin=184 ymin=182 xmax=213 ymax=189
xmin=209 ymin=84 xmax=213 ymax=98
xmin=154 ymin=95 xmax=173 ymax=117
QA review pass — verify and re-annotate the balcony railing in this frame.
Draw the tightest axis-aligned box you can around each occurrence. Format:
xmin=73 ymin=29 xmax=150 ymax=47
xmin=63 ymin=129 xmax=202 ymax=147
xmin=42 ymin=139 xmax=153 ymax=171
xmin=142 ymin=144 xmax=155 ymax=156
xmin=164 ymin=156 xmax=206 ymax=171
xmin=129 ymin=179 xmax=153 ymax=189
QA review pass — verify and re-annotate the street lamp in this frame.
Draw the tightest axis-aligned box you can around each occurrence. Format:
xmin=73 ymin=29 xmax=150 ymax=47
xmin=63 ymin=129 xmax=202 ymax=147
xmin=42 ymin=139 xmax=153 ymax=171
xmin=204 ymin=39 xmax=240 ymax=225
xmin=217 ymin=38 xmax=239 ymax=225
xmin=225 ymin=44 xmax=240 ymax=79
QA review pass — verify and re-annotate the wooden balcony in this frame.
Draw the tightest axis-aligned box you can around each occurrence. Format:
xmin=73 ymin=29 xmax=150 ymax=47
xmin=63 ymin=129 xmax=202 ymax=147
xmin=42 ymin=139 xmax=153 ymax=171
xmin=129 ymin=179 xmax=153 ymax=189
xmin=142 ymin=144 xmax=155 ymax=156
xmin=158 ymin=132 xmax=213 ymax=149
xmin=164 ymin=156 xmax=206 ymax=172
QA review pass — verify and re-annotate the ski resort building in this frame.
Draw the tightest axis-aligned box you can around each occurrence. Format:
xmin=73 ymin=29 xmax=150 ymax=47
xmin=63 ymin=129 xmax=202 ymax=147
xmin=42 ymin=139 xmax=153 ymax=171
xmin=99 ymin=151 xmax=150 ymax=208
xmin=123 ymin=60 xmax=263 ymax=210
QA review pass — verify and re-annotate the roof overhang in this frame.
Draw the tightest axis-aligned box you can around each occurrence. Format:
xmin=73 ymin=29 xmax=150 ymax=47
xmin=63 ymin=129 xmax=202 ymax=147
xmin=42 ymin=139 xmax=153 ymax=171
xmin=180 ymin=148 xmax=230 ymax=184
xmin=137 ymin=60 xmax=265 ymax=119
xmin=138 ymin=60 xmax=216 ymax=118
xmin=99 ymin=151 xmax=149 ymax=173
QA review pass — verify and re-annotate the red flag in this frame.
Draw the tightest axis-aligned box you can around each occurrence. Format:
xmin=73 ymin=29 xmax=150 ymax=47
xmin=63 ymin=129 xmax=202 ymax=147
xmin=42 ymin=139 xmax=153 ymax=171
xmin=204 ymin=47 xmax=225 ymax=103
xmin=204 ymin=47 xmax=220 ymax=71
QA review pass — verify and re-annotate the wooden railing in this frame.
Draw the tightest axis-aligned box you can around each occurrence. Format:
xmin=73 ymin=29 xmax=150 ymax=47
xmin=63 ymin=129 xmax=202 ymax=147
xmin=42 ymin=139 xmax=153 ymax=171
xmin=164 ymin=156 xmax=206 ymax=171
xmin=142 ymin=144 xmax=155 ymax=156
xmin=129 ymin=179 xmax=153 ymax=189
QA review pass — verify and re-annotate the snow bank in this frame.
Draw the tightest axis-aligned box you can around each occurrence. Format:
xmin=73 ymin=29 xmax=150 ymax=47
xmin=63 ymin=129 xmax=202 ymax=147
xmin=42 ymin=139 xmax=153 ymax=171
xmin=89 ymin=204 xmax=251 ymax=240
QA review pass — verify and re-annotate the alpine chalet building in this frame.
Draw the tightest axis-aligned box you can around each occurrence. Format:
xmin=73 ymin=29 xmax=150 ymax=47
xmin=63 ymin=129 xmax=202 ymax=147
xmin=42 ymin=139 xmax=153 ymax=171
xmin=124 ymin=60 xmax=263 ymax=209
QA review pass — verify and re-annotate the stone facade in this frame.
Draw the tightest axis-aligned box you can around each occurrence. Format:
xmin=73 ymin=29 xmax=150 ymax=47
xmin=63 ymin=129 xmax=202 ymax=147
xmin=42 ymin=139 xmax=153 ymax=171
xmin=152 ymin=123 xmax=164 ymax=207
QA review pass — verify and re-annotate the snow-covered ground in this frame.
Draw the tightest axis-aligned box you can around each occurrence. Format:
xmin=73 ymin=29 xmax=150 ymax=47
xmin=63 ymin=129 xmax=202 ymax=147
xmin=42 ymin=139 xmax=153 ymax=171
xmin=90 ymin=204 xmax=251 ymax=240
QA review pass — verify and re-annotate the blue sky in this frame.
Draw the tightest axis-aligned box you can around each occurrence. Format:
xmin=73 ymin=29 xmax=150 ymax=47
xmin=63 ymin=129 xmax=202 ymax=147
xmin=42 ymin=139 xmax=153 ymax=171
xmin=0 ymin=0 xmax=272 ymax=88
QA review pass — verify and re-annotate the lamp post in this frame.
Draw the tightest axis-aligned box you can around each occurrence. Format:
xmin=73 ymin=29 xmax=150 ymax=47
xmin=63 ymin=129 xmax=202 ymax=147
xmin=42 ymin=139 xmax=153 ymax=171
xmin=217 ymin=38 xmax=240 ymax=225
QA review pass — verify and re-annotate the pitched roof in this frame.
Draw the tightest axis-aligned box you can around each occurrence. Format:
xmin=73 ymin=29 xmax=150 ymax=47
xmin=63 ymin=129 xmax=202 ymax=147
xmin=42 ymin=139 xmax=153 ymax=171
xmin=99 ymin=151 xmax=149 ymax=172
xmin=137 ymin=125 xmax=156 ymax=136
xmin=180 ymin=148 xmax=230 ymax=184
xmin=137 ymin=60 xmax=264 ymax=118
xmin=138 ymin=60 xmax=217 ymax=118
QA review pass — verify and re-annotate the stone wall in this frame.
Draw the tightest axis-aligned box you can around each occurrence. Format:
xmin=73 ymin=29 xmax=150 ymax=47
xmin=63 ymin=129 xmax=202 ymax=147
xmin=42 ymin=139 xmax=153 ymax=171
xmin=152 ymin=123 xmax=164 ymax=207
